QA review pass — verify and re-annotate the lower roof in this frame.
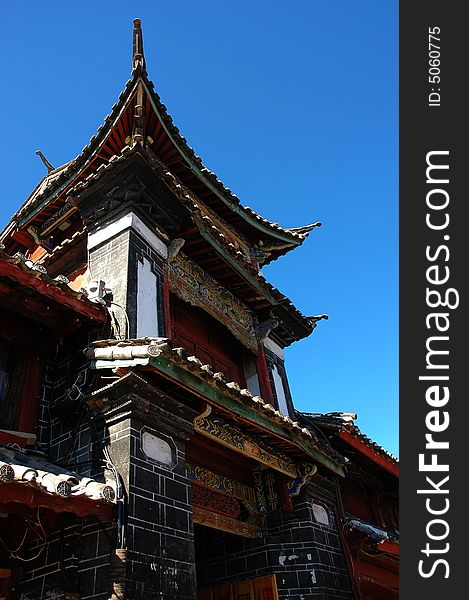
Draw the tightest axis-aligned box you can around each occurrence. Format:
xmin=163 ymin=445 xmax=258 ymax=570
xmin=0 ymin=446 xmax=115 ymax=518
xmin=85 ymin=337 xmax=345 ymax=476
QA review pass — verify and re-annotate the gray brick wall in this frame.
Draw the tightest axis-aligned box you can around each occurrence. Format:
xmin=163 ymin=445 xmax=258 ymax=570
xmin=195 ymin=478 xmax=353 ymax=600
xmin=18 ymin=335 xmax=116 ymax=600
xmin=104 ymin=402 xmax=198 ymax=599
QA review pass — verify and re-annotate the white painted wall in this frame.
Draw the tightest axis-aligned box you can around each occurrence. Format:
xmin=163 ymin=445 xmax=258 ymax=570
xmin=264 ymin=337 xmax=284 ymax=360
xmin=142 ymin=431 xmax=174 ymax=466
xmin=88 ymin=211 xmax=168 ymax=258
xmin=137 ymin=257 xmax=158 ymax=337
xmin=243 ymin=356 xmax=261 ymax=396
xmin=272 ymin=363 xmax=290 ymax=417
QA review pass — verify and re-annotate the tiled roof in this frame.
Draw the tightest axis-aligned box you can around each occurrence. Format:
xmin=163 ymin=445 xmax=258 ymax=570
xmin=0 ymin=446 xmax=115 ymax=503
xmin=63 ymin=145 xmax=318 ymax=344
xmin=300 ymin=412 xmax=399 ymax=467
xmin=0 ymin=78 xmax=137 ymax=236
xmin=138 ymin=73 xmax=318 ymax=248
xmin=9 ymin=161 xmax=75 ymax=225
xmin=40 ymin=227 xmax=87 ymax=267
xmin=0 ymin=247 xmax=107 ymax=321
xmin=85 ymin=338 xmax=345 ymax=470
xmin=2 ymin=25 xmax=318 ymax=258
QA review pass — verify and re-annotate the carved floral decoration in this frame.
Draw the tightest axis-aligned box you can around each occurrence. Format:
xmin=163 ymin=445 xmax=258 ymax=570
xmin=166 ymin=253 xmax=257 ymax=352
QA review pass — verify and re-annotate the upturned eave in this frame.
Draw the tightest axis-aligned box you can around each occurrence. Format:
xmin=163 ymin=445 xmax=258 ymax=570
xmin=2 ymin=21 xmax=319 ymax=265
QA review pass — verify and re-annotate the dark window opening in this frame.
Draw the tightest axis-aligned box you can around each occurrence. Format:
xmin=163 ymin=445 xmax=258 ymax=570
xmin=0 ymin=341 xmax=21 ymax=430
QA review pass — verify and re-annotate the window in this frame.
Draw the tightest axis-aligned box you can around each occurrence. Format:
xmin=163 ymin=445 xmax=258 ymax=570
xmin=0 ymin=341 xmax=21 ymax=430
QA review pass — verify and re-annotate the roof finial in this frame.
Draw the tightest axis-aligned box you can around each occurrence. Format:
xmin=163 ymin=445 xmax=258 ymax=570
xmin=307 ymin=314 xmax=329 ymax=331
xmin=132 ymin=18 xmax=146 ymax=71
xmin=35 ymin=150 xmax=55 ymax=173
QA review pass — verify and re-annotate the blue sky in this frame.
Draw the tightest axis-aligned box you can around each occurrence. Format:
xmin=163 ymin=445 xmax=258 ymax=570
xmin=0 ymin=1 xmax=398 ymax=456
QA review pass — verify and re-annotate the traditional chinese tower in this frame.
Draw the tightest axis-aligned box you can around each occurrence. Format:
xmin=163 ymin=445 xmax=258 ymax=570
xmin=0 ymin=20 xmax=355 ymax=600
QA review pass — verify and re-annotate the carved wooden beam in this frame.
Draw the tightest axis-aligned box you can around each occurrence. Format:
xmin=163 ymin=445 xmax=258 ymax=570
xmin=192 ymin=506 xmax=260 ymax=538
xmin=194 ymin=412 xmax=298 ymax=478
xmin=186 ymin=462 xmax=256 ymax=506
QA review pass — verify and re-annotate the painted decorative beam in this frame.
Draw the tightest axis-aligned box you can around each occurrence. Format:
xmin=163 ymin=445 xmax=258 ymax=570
xmin=86 ymin=350 xmax=345 ymax=476
xmin=186 ymin=462 xmax=257 ymax=506
xmin=146 ymin=354 xmax=344 ymax=475
xmin=194 ymin=412 xmax=298 ymax=478
xmin=192 ymin=506 xmax=260 ymax=538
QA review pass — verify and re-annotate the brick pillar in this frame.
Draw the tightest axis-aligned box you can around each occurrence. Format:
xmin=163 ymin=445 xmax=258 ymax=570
xmin=269 ymin=480 xmax=354 ymax=600
xmin=86 ymin=212 xmax=167 ymax=340
xmin=90 ymin=373 xmax=200 ymax=600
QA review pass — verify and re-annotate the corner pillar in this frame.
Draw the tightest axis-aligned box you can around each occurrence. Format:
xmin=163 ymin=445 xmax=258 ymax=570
xmin=88 ymin=373 xmax=200 ymax=600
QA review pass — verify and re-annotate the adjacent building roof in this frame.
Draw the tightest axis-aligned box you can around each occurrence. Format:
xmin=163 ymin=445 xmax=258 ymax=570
xmin=299 ymin=412 xmax=399 ymax=477
xmin=0 ymin=445 xmax=115 ymax=517
xmin=0 ymin=247 xmax=107 ymax=326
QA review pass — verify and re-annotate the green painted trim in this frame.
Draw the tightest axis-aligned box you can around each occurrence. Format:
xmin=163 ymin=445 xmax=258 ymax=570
xmin=197 ymin=229 xmax=277 ymax=305
xmin=90 ymin=354 xmax=344 ymax=475
xmin=142 ymin=80 xmax=302 ymax=246
xmin=145 ymin=355 xmax=345 ymax=476
xmin=18 ymin=173 xmax=79 ymax=228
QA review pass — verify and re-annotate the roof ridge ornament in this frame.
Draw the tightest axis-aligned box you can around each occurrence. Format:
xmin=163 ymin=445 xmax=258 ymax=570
xmin=307 ymin=314 xmax=329 ymax=331
xmin=287 ymin=222 xmax=322 ymax=236
xmin=132 ymin=18 xmax=146 ymax=72
xmin=35 ymin=150 xmax=55 ymax=173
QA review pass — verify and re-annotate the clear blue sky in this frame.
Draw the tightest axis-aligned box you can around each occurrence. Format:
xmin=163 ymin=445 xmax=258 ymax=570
xmin=0 ymin=1 xmax=398 ymax=456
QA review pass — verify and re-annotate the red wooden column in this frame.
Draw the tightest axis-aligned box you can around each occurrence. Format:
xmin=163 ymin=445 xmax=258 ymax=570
xmin=16 ymin=350 xmax=43 ymax=434
xmin=256 ymin=344 xmax=275 ymax=405
xmin=163 ymin=275 xmax=172 ymax=340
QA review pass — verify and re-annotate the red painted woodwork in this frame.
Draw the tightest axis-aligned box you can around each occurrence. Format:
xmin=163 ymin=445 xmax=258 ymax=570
xmin=342 ymin=478 xmax=373 ymax=523
xmin=0 ymin=484 xmax=113 ymax=519
xmin=374 ymin=493 xmax=398 ymax=533
xmin=356 ymin=558 xmax=398 ymax=592
xmin=0 ymin=340 xmax=42 ymax=433
xmin=255 ymin=345 xmax=275 ymax=405
xmin=10 ymin=228 xmax=34 ymax=248
xmin=0 ymin=430 xmax=34 ymax=447
xmin=186 ymin=435 xmax=256 ymax=484
xmin=339 ymin=429 xmax=400 ymax=477
xmin=278 ymin=477 xmax=293 ymax=512
xmin=338 ymin=459 xmax=399 ymax=599
xmin=378 ymin=539 xmax=399 ymax=557
xmin=0 ymin=259 xmax=107 ymax=324
xmin=336 ymin=514 xmax=364 ymax=600
xmin=171 ymin=297 xmax=246 ymax=386
xmin=16 ymin=350 xmax=42 ymax=433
